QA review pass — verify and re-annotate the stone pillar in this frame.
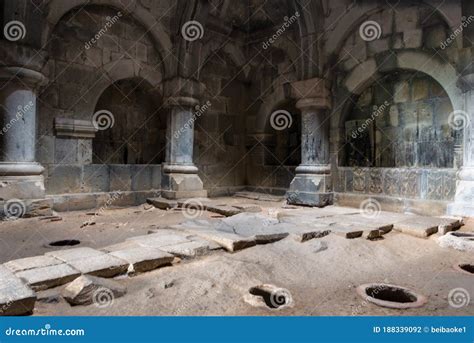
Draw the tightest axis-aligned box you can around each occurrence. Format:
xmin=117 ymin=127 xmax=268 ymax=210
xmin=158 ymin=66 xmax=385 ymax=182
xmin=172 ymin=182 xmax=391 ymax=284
xmin=161 ymin=80 xmax=207 ymax=199
xmin=287 ymin=77 xmax=332 ymax=206
xmin=0 ymin=67 xmax=47 ymax=201
xmin=448 ymin=72 xmax=474 ymax=216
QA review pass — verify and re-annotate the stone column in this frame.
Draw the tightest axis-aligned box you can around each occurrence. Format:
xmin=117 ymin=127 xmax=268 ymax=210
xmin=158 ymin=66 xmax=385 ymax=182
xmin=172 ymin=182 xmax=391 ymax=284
xmin=448 ymin=72 xmax=474 ymax=216
xmin=287 ymin=77 xmax=332 ymax=206
xmin=161 ymin=78 xmax=207 ymax=199
xmin=0 ymin=67 xmax=47 ymax=201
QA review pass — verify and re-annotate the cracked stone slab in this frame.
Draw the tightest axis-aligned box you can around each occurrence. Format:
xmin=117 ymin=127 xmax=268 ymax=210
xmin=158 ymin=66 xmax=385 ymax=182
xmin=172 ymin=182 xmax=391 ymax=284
xmin=159 ymin=239 xmax=221 ymax=258
xmin=0 ymin=265 xmax=36 ymax=316
xmin=203 ymin=204 xmax=241 ymax=217
xmin=4 ymin=255 xmax=64 ymax=273
xmin=16 ymin=264 xmax=81 ymax=291
xmin=62 ymin=275 xmax=126 ymax=306
xmin=127 ymin=232 xmax=191 ymax=248
xmin=46 ymin=247 xmax=128 ymax=277
xmin=66 ymin=255 xmax=128 ymax=278
xmin=101 ymin=240 xmax=143 ymax=253
xmin=320 ymin=215 xmax=393 ymax=239
xmin=392 ymin=216 xmax=462 ymax=238
xmin=109 ymin=247 xmax=174 ymax=273
xmin=234 ymin=191 xmax=284 ymax=202
xmin=277 ymin=206 xmax=361 ymax=223
xmin=45 ymin=247 xmax=105 ymax=262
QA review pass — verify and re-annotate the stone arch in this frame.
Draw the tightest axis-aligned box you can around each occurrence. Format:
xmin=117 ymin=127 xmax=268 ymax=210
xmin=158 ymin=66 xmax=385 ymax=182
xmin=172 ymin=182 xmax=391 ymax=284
xmin=325 ymin=0 xmax=461 ymax=58
xmin=83 ymin=59 xmax=162 ymax=121
xmin=330 ymin=50 xmax=463 ymax=167
xmin=42 ymin=0 xmax=172 ymax=77
xmin=199 ymin=41 xmax=250 ymax=80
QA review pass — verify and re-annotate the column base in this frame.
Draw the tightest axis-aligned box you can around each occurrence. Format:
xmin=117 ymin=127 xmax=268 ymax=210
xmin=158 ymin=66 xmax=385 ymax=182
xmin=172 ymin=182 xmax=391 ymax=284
xmin=286 ymin=173 xmax=333 ymax=207
xmin=161 ymin=165 xmax=207 ymax=199
xmin=0 ymin=162 xmax=45 ymax=200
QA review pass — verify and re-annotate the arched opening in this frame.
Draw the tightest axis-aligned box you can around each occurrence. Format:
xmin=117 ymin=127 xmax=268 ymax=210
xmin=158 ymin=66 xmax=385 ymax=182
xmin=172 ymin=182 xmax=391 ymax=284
xmin=264 ymin=100 xmax=301 ymax=167
xmin=342 ymin=70 xmax=459 ymax=168
xmin=92 ymin=78 xmax=166 ymax=164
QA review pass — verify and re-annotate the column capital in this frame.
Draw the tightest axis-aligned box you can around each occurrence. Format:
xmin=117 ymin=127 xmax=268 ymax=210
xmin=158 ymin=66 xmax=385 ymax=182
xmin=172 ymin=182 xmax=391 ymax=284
xmin=164 ymin=96 xmax=199 ymax=108
xmin=0 ymin=66 xmax=48 ymax=89
xmin=291 ymin=77 xmax=331 ymax=110
xmin=163 ymin=76 xmax=204 ymax=99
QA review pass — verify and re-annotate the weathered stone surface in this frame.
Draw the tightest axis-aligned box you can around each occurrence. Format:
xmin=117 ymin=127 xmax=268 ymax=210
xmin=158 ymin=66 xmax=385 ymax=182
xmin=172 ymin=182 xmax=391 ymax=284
xmin=66 ymin=255 xmax=128 ymax=278
xmin=393 ymin=216 xmax=462 ymax=238
xmin=127 ymin=232 xmax=191 ymax=248
xmin=101 ymin=240 xmax=142 ymax=253
xmin=46 ymin=247 xmax=104 ymax=262
xmin=159 ymin=239 xmax=220 ymax=258
xmin=46 ymin=248 xmax=128 ymax=277
xmin=437 ymin=232 xmax=474 ymax=252
xmin=203 ymin=204 xmax=241 ymax=217
xmin=4 ymin=255 xmax=63 ymax=273
xmin=234 ymin=192 xmax=284 ymax=202
xmin=233 ymin=204 xmax=262 ymax=213
xmin=146 ymin=197 xmax=178 ymax=210
xmin=0 ymin=265 xmax=36 ymax=316
xmin=62 ymin=275 xmax=126 ymax=306
xmin=16 ymin=264 xmax=80 ymax=290
xmin=109 ymin=247 xmax=174 ymax=273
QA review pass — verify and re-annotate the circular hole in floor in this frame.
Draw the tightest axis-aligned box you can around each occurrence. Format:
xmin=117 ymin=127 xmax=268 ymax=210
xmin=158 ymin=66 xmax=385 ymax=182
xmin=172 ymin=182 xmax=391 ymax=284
xmin=456 ymin=263 xmax=474 ymax=275
xmin=48 ymin=239 xmax=81 ymax=247
xmin=247 ymin=285 xmax=292 ymax=309
xmin=356 ymin=283 xmax=427 ymax=309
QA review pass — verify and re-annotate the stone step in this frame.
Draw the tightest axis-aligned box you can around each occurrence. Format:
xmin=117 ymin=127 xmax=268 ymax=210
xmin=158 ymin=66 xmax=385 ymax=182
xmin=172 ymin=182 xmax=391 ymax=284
xmin=0 ymin=265 xmax=36 ymax=316
xmin=16 ymin=264 xmax=80 ymax=291
xmin=392 ymin=216 xmax=462 ymax=238
xmin=46 ymin=247 xmax=128 ymax=278
xmin=109 ymin=247 xmax=174 ymax=274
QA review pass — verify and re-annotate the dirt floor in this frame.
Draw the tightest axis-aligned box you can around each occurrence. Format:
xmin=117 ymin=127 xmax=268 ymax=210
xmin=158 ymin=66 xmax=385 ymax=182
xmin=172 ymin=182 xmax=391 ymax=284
xmin=1 ymin=197 xmax=473 ymax=316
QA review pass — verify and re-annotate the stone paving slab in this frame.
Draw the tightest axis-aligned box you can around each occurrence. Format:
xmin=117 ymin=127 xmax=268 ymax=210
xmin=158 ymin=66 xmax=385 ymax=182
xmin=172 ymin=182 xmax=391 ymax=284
xmin=234 ymin=191 xmax=284 ymax=202
xmin=109 ymin=247 xmax=174 ymax=273
xmin=66 ymin=255 xmax=128 ymax=278
xmin=46 ymin=247 xmax=105 ymax=262
xmin=4 ymin=255 xmax=64 ymax=273
xmin=101 ymin=240 xmax=143 ymax=253
xmin=392 ymin=216 xmax=462 ymax=238
xmin=160 ymin=240 xmax=219 ymax=258
xmin=16 ymin=264 xmax=80 ymax=290
xmin=127 ymin=232 xmax=191 ymax=248
xmin=0 ymin=265 xmax=36 ymax=316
